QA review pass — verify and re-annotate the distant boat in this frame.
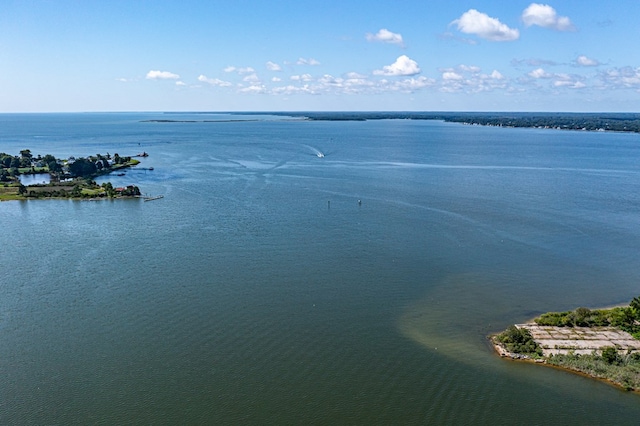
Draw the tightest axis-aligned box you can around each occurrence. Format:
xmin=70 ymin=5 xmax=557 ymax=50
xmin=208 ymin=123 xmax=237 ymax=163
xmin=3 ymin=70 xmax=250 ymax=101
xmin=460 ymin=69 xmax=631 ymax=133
xmin=317 ymin=152 xmax=324 ymax=158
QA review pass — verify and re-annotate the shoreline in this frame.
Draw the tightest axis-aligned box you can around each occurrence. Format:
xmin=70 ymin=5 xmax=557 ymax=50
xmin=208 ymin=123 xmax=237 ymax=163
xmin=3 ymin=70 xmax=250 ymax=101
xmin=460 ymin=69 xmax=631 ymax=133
xmin=1 ymin=150 xmax=146 ymax=201
xmin=491 ymin=335 xmax=640 ymax=393
xmin=491 ymin=298 xmax=640 ymax=393
xmin=287 ymin=112 xmax=640 ymax=134
xmin=138 ymin=112 xmax=640 ymax=134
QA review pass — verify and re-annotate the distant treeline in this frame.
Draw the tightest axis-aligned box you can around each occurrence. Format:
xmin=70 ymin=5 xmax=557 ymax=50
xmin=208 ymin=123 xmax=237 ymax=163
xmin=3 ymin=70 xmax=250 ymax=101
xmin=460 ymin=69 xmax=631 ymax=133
xmin=146 ymin=112 xmax=640 ymax=133
xmin=265 ymin=112 xmax=640 ymax=133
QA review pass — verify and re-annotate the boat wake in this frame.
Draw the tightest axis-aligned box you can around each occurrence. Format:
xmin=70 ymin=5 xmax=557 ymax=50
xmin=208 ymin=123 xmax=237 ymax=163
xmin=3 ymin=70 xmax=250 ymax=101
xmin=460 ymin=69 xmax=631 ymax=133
xmin=302 ymin=144 xmax=325 ymax=158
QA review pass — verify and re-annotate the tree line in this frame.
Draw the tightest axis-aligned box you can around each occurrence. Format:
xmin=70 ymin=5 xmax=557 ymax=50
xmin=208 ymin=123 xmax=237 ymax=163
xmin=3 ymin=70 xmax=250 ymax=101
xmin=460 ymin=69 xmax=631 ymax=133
xmin=270 ymin=112 xmax=640 ymax=133
xmin=535 ymin=297 xmax=640 ymax=339
xmin=1 ymin=150 xmax=134 ymax=182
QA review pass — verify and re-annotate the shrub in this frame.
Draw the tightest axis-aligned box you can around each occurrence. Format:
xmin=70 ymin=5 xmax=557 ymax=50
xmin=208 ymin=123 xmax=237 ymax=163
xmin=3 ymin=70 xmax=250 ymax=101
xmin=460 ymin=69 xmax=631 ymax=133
xmin=496 ymin=326 xmax=543 ymax=357
xmin=601 ymin=347 xmax=621 ymax=365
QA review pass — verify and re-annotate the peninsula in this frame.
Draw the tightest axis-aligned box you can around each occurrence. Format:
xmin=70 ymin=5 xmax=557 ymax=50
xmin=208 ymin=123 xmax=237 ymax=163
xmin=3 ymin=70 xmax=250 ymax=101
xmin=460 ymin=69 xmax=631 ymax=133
xmin=0 ymin=150 xmax=143 ymax=201
xmin=492 ymin=297 xmax=640 ymax=391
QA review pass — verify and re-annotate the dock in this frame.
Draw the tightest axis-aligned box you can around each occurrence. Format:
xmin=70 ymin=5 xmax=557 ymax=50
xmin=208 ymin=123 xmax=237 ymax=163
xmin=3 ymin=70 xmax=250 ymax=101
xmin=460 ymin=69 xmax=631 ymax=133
xmin=143 ymin=195 xmax=164 ymax=202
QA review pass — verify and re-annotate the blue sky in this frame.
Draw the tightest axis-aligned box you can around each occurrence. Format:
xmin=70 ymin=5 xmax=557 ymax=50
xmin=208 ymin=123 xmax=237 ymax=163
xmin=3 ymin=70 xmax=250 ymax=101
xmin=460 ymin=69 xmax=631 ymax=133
xmin=1 ymin=0 xmax=639 ymax=112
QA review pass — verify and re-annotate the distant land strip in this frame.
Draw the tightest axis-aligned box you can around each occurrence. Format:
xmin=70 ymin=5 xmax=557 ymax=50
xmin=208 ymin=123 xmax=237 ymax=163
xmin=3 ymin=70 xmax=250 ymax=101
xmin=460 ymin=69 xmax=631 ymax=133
xmin=141 ymin=119 xmax=263 ymax=123
xmin=280 ymin=112 xmax=640 ymax=133
xmin=144 ymin=112 xmax=640 ymax=133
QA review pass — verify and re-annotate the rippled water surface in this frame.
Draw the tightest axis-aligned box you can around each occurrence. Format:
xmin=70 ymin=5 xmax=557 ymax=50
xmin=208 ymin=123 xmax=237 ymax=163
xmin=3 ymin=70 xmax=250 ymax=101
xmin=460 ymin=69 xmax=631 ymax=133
xmin=2 ymin=113 xmax=640 ymax=424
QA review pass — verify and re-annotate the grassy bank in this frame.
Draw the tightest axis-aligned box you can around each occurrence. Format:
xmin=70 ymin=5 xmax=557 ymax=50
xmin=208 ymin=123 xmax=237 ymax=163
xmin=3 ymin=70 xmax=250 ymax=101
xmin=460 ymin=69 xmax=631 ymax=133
xmin=546 ymin=351 xmax=640 ymax=391
xmin=493 ymin=296 xmax=640 ymax=391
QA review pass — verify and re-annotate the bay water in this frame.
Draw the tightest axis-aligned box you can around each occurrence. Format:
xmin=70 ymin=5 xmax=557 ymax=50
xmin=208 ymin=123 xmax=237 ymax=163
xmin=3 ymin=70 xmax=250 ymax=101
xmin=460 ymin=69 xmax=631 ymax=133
xmin=2 ymin=113 xmax=640 ymax=424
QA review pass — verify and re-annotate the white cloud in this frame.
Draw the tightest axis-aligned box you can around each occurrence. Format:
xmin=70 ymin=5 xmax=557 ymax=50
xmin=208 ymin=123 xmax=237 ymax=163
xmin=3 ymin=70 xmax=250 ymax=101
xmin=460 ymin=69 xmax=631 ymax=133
xmin=266 ymin=61 xmax=282 ymax=71
xmin=522 ymin=3 xmax=575 ymax=31
xmin=365 ymin=29 xmax=404 ymax=46
xmin=342 ymin=77 xmax=376 ymax=93
xmin=224 ymin=66 xmax=255 ymax=74
xmin=528 ymin=68 xmax=552 ymax=78
xmin=553 ymin=79 xmax=585 ymax=89
xmin=552 ymin=73 xmax=583 ymax=87
xmin=317 ymin=74 xmax=344 ymax=88
xmin=575 ymin=55 xmax=600 ymax=67
xmin=266 ymin=69 xmax=435 ymax=96
xmin=272 ymin=84 xmax=317 ymax=95
xmin=291 ymin=73 xmax=313 ymax=82
xmin=391 ymin=76 xmax=436 ymax=92
xmin=459 ymin=65 xmax=481 ymax=73
xmin=146 ymin=70 xmax=180 ymax=80
xmin=175 ymin=81 xmax=186 ymax=86
xmin=511 ymin=58 xmax=559 ymax=67
xmin=442 ymin=71 xmax=464 ymax=81
xmin=197 ymin=75 xmax=232 ymax=87
xmin=490 ymin=70 xmax=504 ymax=80
xmin=345 ymin=72 xmax=367 ymax=79
xmin=599 ymin=67 xmax=640 ymax=89
xmin=526 ymin=68 xmax=586 ymax=89
xmin=243 ymin=73 xmax=261 ymax=83
xmin=271 ymin=76 xmax=282 ymax=82
xmin=239 ymin=84 xmax=267 ymax=94
xmin=451 ymin=9 xmax=519 ymax=41
xmin=439 ymin=65 xmax=508 ymax=93
xmin=373 ymin=55 xmax=421 ymax=76
xmin=296 ymin=58 xmax=321 ymax=66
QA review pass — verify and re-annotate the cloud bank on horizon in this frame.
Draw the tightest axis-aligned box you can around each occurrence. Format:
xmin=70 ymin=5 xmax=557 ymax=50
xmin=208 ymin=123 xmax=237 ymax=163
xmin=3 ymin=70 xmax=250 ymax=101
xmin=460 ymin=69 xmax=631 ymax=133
xmin=1 ymin=1 xmax=639 ymax=111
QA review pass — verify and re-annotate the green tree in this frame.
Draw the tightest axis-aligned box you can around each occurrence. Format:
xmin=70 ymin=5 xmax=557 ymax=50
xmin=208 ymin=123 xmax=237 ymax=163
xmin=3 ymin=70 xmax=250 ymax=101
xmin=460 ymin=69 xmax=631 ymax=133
xmin=630 ymin=297 xmax=640 ymax=320
xmin=68 ymin=158 xmax=97 ymax=177
xmin=573 ymin=307 xmax=589 ymax=326
xmin=102 ymin=182 xmax=115 ymax=197
xmin=0 ymin=154 xmax=12 ymax=168
xmin=601 ymin=347 xmax=621 ymax=365
xmin=47 ymin=160 xmax=62 ymax=173
xmin=121 ymin=185 xmax=141 ymax=196
xmin=496 ymin=325 xmax=542 ymax=357
xmin=19 ymin=157 xmax=31 ymax=168
xmin=610 ymin=307 xmax=635 ymax=328
xmin=42 ymin=154 xmax=57 ymax=164
xmin=71 ymin=185 xmax=82 ymax=197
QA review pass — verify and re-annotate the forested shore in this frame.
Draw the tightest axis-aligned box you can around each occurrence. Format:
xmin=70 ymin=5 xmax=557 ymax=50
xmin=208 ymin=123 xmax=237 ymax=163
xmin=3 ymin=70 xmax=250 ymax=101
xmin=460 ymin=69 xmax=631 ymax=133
xmin=282 ymin=112 xmax=640 ymax=133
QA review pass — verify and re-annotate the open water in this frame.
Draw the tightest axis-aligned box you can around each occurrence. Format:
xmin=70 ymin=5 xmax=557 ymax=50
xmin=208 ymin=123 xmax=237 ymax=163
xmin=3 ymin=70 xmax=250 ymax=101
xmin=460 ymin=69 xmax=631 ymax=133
xmin=2 ymin=113 xmax=640 ymax=424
